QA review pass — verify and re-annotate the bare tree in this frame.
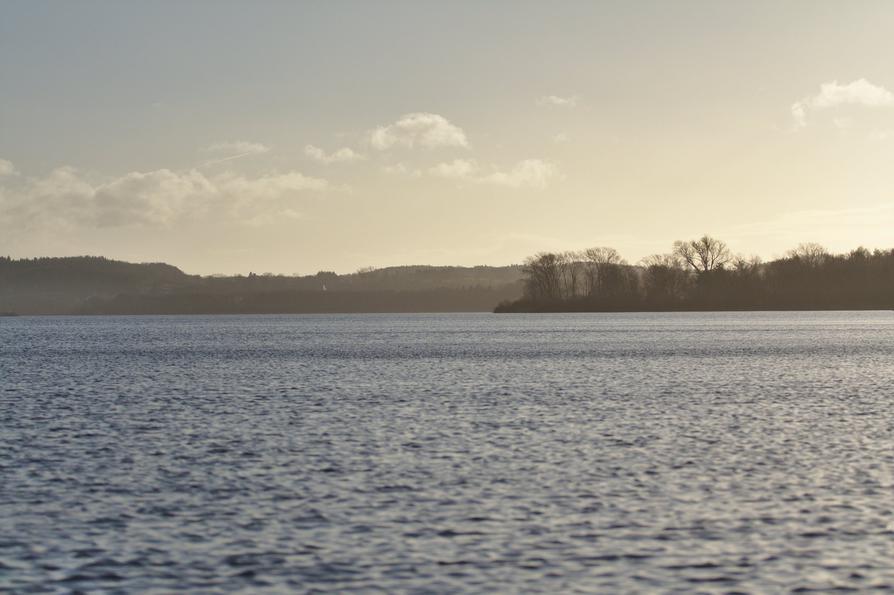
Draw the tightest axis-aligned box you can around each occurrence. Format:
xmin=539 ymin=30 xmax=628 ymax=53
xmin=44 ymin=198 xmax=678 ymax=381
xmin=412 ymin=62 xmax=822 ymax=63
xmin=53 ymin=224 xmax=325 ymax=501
xmin=733 ymin=255 xmax=762 ymax=274
xmin=584 ymin=247 xmax=623 ymax=266
xmin=673 ymin=235 xmax=732 ymax=274
xmin=583 ymin=246 xmax=626 ymax=297
xmin=558 ymin=251 xmax=586 ymax=299
xmin=640 ymin=253 xmax=682 ymax=269
xmin=522 ymin=252 xmax=562 ymax=301
xmin=640 ymin=253 xmax=689 ymax=303
xmin=787 ymin=242 xmax=828 ymax=268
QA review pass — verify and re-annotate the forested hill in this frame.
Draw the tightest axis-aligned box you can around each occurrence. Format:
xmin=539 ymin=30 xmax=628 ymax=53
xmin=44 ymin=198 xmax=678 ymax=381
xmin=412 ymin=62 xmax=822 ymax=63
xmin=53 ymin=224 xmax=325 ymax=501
xmin=0 ymin=256 xmax=523 ymax=314
xmin=0 ymin=257 xmax=190 ymax=314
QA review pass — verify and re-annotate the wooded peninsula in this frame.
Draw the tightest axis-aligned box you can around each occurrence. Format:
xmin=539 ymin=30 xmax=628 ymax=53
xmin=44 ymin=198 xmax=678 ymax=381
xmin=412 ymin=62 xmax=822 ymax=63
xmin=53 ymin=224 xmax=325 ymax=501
xmin=496 ymin=237 xmax=894 ymax=312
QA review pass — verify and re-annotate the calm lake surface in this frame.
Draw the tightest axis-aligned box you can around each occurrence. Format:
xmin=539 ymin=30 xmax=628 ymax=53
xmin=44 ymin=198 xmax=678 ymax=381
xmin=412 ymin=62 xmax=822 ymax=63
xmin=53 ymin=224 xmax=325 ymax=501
xmin=2 ymin=312 xmax=894 ymax=592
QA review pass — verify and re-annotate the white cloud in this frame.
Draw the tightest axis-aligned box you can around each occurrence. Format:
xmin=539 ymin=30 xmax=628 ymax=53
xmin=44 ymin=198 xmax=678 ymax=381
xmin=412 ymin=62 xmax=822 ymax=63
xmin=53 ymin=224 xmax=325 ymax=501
xmin=426 ymin=158 xmax=559 ymax=189
xmin=791 ymin=102 xmax=808 ymax=127
xmin=206 ymin=141 xmax=270 ymax=155
xmin=792 ymin=79 xmax=894 ymax=127
xmin=0 ymin=164 xmax=328 ymax=229
xmin=552 ymin=132 xmax=570 ymax=144
xmin=370 ymin=113 xmax=469 ymax=150
xmin=382 ymin=162 xmax=422 ymax=177
xmin=92 ymin=169 xmax=216 ymax=227
xmin=0 ymin=159 xmax=15 ymax=177
xmin=481 ymin=159 xmax=559 ymax=189
xmin=213 ymin=170 xmax=328 ymax=200
xmin=537 ymin=95 xmax=580 ymax=108
xmin=304 ymin=144 xmax=365 ymax=164
xmin=428 ymin=159 xmax=478 ymax=179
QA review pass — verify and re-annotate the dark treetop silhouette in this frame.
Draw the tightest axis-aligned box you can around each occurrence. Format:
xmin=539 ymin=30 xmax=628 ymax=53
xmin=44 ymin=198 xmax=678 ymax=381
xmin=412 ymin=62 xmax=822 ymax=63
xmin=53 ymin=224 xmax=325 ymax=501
xmin=495 ymin=236 xmax=894 ymax=312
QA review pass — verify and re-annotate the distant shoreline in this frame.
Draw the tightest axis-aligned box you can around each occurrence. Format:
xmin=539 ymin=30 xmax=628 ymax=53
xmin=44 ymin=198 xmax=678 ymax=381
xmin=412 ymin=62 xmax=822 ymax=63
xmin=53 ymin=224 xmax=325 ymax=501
xmin=3 ymin=308 xmax=892 ymax=317
xmin=0 ymin=256 xmax=523 ymax=316
xmin=494 ymin=304 xmax=894 ymax=313
xmin=5 ymin=247 xmax=894 ymax=316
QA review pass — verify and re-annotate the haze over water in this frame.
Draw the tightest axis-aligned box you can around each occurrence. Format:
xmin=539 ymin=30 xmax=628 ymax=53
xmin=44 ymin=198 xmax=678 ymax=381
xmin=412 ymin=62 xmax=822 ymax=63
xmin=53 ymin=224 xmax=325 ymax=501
xmin=3 ymin=312 xmax=894 ymax=592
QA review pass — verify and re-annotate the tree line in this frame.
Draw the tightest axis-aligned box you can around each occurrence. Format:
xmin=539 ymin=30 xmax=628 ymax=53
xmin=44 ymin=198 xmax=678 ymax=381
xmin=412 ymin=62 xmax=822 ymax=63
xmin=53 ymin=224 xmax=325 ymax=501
xmin=0 ymin=256 xmax=524 ymax=314
xmin=495 ymin=236 xmax=894 ymax=311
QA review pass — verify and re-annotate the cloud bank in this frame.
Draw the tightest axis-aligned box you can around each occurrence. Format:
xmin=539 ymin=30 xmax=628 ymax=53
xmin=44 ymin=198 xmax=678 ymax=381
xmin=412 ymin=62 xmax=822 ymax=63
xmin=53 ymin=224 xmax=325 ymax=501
xmin=792 ymin=79 xmax=894 ymax=127
xmin=370 ymin=113 xmax=469 ymax=150
xmin=0 ymin=161 xmax=328 ymax=230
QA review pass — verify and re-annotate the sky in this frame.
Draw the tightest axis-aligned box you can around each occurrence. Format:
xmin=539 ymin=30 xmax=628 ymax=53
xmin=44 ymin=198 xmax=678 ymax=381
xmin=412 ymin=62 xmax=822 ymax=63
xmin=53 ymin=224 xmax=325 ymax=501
xmin=2 ymin=1 xmax=894 ymax=275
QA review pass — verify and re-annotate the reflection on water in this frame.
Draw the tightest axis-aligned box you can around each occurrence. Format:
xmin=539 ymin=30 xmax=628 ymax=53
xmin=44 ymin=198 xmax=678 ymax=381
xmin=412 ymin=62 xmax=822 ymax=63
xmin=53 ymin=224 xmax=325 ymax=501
xmin=2 ymin=312 xmax=894 ymax=592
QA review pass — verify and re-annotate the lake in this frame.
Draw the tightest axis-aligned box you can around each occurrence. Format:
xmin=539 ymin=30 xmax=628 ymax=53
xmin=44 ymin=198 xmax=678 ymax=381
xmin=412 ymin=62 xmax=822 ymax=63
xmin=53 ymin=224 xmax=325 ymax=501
xmin=2 ymin=312 xmax=894 ymax=592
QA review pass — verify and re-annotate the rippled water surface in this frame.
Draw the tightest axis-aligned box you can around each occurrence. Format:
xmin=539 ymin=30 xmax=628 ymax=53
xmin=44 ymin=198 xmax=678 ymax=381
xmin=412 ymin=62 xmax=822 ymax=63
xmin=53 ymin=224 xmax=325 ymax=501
xmin=3 ymin=312 xmax=894 ymax=593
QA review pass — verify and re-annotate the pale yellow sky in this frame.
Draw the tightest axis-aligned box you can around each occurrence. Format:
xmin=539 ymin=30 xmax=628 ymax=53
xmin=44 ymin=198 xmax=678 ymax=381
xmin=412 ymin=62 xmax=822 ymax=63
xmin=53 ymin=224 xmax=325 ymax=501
xmin=2 ymin=1 xmax=894 ymax=274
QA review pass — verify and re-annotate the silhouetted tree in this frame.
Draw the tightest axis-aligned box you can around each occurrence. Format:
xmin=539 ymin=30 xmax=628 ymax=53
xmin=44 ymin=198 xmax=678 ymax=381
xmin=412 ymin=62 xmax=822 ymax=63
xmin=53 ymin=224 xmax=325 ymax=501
xmin=787 ymin=243 xmax=828 ymax=268
xmin=522 ymin=252 xmax=563 ymax=302
xmin=640 ymin=254 xmax=689 ymax=306
xmin=583 ymin=247 xmax=625 ymax=298
xmin=673 ymin=235 xmax=732 ymax=274
xmin=558 ymin=251 xmax=586 ymax=299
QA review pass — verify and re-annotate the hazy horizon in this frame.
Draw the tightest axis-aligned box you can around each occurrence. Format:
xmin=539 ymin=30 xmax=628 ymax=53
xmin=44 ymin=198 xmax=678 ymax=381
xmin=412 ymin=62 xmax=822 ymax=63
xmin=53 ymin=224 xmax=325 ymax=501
xmin=3 ymin=1 xmax=894 ymax=275
xmin=2 ymin=235 xmax=887 ymax=279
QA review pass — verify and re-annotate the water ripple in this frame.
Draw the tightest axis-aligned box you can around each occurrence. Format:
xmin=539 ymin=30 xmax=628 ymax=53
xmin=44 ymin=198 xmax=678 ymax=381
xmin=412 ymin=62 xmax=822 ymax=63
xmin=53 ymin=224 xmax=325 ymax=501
xmin=2 ymin=312 xmax=894 ymax=592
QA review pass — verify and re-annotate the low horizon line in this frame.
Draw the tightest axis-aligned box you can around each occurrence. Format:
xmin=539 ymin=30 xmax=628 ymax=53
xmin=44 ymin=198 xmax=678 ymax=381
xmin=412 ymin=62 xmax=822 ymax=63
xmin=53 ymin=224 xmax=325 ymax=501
xmin=4 ymin=237 xmax=893 ymax=278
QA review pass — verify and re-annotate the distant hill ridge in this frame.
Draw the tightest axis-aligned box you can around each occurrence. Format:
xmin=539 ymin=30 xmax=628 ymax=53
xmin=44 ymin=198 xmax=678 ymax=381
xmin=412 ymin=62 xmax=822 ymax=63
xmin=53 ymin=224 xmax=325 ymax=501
xmin=0 ymin=256 xmax=523 ymax=314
